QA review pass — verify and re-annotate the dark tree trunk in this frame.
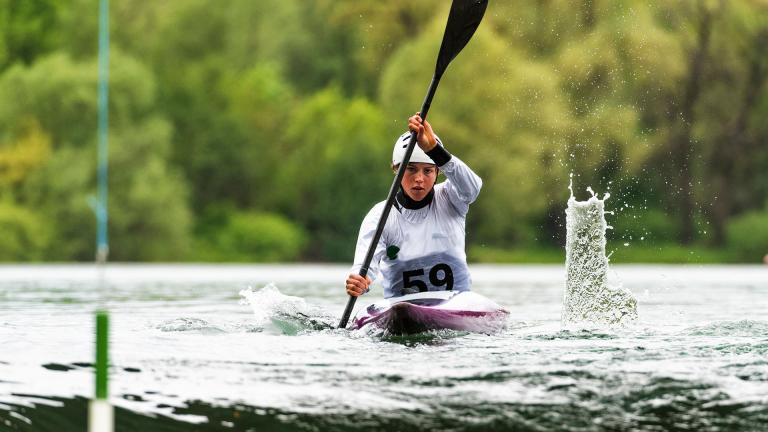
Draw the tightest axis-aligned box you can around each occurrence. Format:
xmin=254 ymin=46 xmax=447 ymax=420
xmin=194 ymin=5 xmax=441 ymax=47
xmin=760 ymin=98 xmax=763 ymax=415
xmin=710 ymin=29 xmax=768 ymax=244
xmin=670 ymin=3 xmax=712 ymax=244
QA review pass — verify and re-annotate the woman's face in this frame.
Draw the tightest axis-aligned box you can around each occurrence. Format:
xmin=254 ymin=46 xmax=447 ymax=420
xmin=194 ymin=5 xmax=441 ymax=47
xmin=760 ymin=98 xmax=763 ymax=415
xmin=398 ymin=162 xmax=437 ymax=202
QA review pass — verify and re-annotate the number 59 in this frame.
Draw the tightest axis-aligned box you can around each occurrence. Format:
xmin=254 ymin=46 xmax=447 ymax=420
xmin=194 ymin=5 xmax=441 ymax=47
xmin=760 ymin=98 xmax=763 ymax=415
xmin=402 ymin=263 xmax=454 ymax=292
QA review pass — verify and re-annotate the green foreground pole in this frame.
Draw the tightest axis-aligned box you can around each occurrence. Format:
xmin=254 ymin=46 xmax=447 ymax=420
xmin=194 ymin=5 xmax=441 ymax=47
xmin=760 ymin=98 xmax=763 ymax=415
xmin=95 ymin=311 xmax=109 ymax=399
xmin=90 ymin=309 xmax=112 ymax=431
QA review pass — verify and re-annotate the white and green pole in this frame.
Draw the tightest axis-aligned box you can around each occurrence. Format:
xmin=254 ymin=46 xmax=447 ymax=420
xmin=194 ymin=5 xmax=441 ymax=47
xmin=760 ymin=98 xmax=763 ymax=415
xmin=89 ymin=0 xmax=113 ymax=430
xmin=90 ymin=311 xmax=112 ymax=431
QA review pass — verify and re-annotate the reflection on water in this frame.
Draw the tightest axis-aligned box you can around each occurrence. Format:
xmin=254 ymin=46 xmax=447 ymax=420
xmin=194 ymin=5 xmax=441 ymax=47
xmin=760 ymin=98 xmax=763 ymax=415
xmin=0 ymin=264 xmax=767 ymax=431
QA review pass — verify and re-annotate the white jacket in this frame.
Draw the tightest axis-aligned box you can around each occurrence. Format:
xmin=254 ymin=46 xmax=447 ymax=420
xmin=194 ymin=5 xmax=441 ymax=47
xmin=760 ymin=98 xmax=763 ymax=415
xmin=351 ymin=155 xmax=482 ymax=298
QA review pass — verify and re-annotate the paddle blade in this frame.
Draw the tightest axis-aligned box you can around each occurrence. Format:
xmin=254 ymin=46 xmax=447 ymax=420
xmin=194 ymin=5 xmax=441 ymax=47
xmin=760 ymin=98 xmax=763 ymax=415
xmin=435 ymin=0 xmax=489 ymax=77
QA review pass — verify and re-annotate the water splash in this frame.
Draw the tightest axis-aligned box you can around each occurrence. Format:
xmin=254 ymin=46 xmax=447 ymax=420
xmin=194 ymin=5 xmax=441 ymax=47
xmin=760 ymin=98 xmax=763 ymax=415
xmin=563 ymin=177 xmax=637 ymax=326
xmin=239 ymin=284 xmax=334 ymax=334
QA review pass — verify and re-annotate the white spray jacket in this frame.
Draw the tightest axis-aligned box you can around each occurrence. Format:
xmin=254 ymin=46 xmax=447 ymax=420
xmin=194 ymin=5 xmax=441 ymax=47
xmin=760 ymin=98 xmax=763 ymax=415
xmin=351 ymin=151 xmax=482 ymax=298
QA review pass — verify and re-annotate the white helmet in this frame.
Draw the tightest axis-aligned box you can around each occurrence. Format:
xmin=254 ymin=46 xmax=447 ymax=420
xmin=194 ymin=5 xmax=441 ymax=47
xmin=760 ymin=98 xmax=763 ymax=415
xmin=391 ymin=132 xmax=443 ymax=166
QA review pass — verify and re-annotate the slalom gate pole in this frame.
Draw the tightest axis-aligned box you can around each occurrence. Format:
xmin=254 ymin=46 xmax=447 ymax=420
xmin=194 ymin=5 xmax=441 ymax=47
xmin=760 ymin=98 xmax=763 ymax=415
xmin=89 ymin=0 xmax=113 ymax=431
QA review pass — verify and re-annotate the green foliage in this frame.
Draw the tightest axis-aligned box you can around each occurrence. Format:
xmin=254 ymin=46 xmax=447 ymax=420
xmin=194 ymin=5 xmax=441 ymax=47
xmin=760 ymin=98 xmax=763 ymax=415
xmin=0 ymin=118 xmax=51 ymax=187
xmin=0 ymin=53 xmax=97 ymax=147
xmin=0 ymin=200 xmax=51 ymax=261
xmin=195 ymin=211 xmax=306 ymax=262
xmin=327 ymin=0 xmax=443 ymax=96
xmin=107 ymin=118 xmax=192 ymax=261
xmin=468 ymin=246 xmax=563 ymax=264
xmin=0 ymin=51 xmax=191 ymax=261
xmin=727 ymin=209 xmax=768 ymax=262
xmin=18 ymin=145 xmax=94 ymax=260
xmin=0 ymin=0 xmax=63 ymax=69
xmin=278 ymin=87 xmax=391 ymax=260
xmin=0 ymin=0 xmax=766 ymax=263
xmin=218 ymin=62 xmax=295 ymax=209
xmin=610 ymin=208 xmax=677 ymax=243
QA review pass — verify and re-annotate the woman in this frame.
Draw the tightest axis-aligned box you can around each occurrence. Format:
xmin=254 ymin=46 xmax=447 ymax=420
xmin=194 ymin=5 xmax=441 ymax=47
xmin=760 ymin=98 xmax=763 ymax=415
xmin=345 ymin=113 xmax=482 ymax=298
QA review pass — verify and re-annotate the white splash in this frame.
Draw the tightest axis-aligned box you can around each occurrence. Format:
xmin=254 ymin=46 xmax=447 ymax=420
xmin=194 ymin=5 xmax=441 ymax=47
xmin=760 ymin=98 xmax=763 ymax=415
xmin=563 ymin=177 xmax=637 ymax=326
xmin=239 ymin=283 xmax=310 ymax=327
xmin=239 ymin=284 xmax=336 ymax=333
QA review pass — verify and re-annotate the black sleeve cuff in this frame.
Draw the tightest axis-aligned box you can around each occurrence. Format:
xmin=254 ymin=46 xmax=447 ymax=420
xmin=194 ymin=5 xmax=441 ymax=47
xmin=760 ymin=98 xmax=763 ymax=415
xmin=426 ymin=144 xmax=452 ymax=167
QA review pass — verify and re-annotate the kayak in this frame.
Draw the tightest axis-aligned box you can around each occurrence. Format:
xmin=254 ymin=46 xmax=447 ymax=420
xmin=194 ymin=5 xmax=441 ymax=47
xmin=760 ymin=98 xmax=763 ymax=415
xmin=351 ymin=291 xmax=508 ymax=335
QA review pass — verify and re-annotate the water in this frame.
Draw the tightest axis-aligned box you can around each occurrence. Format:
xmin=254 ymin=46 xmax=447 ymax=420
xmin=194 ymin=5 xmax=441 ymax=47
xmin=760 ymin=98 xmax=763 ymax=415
xmin=1 ymin=264 xmax=767 ymax=431
xmin=564 ymin=186 xmax=637 ymax=326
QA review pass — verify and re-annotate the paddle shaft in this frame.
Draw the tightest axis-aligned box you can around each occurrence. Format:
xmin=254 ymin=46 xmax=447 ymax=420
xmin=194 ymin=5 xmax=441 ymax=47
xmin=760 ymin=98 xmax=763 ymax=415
xmin=338 ymin=76 xmax=441 ymax=329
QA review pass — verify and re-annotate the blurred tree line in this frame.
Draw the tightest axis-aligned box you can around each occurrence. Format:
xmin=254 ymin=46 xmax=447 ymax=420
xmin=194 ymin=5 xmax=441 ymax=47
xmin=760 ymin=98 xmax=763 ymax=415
xmin=0 ymin=0 xmax=766 ymax=263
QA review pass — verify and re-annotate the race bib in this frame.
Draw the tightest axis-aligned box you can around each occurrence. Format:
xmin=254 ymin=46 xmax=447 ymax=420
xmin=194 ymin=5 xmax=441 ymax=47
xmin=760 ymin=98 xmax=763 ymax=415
xmin=382 ymin=252 xmax=470 ymax=297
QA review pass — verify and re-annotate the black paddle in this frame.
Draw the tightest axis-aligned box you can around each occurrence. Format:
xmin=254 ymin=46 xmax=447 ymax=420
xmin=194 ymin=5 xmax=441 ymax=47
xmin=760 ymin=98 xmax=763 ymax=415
xmin=338 ymin=0 xmax=489 ymax=329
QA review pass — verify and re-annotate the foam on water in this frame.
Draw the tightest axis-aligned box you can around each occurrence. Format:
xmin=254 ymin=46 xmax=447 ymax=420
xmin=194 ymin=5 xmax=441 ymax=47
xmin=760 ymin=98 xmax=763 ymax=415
xmin=156 ymin=317 xmax=225 ymax=333
xmin=563 ymin=177 xmax=638 ymax=326
xmin=239 ymin=283 xmax=335 ymax=333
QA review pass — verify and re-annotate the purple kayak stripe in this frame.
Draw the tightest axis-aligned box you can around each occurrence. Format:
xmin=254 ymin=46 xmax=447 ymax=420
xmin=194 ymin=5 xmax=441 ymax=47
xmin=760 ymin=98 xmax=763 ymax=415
xmin=351 ymin=301 xmax=508 ymax=333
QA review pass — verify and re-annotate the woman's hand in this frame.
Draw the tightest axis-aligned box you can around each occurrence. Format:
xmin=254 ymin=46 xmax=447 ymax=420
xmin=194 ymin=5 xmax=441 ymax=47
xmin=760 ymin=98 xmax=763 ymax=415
xmin=346 ymin=274 xmax=372 ymax=297
xmin=408 ymin=112 xmax=437 ymax=152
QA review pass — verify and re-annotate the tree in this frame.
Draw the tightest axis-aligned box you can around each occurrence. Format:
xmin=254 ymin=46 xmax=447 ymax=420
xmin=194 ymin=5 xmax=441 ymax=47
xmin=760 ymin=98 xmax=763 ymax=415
xmin=276 ymin=87 xmax=391 ymax=260
xmin=0 ymin=0 xmax=63 ymax=70
xmin=328 ymin=0 xmax=443 ymax=97
xmin=0 ymin=200 xmax=51 ymax=261
xmin=692 ymin=1 xmax=768 ymax=244
xmin=0 ymin=52 xmax=192 ymax=260
xmin=194 ymin=210 xmax=307 ymax=262
xmin=0 ymin=119 xmax=51 ymax=187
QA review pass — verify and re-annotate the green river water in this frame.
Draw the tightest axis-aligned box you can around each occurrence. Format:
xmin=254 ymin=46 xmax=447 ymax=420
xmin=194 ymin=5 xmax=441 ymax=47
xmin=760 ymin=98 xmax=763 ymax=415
xmin=1 ymin=264 xmax=766 ymax=431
